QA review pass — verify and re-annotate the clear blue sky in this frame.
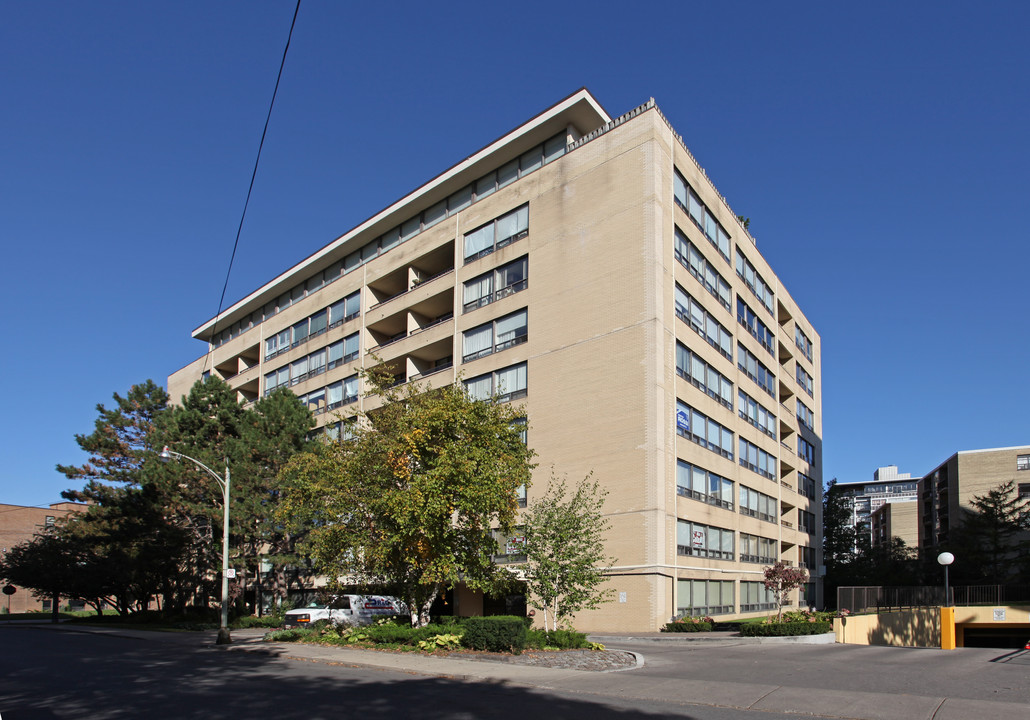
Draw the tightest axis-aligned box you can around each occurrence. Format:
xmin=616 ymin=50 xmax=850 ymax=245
xmin=2 ymin=1 xmax=1027 ymax=508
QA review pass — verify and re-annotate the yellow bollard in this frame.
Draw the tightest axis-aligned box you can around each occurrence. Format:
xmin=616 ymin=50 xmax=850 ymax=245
xmin=940 ymin=606 xmax=956 ymax=650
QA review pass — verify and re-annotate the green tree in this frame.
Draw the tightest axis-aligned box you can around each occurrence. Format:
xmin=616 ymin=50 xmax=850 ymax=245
xmin=150 ymin=377 xmax=315 ymax=614
xmin=279 ymin=369 xmax=534 ymax=627
xmin=763 ymin=560 xmax=809 ymax=620
xmin=956 ymin=481 xmax=1029 ymax=584
xmin=518 ymin=473 xmax=614 ymax=631
xmin=821 ymin=478 xmax=857 ymax=608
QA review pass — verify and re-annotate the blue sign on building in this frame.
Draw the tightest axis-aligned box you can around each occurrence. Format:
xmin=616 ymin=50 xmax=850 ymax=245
xmin=676 ymin=408 xmax=690 ymax=432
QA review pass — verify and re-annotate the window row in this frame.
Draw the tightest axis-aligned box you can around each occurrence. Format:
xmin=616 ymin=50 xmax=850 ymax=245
xmin=463 ymin=256 xmax=527 ymax=313
xmin=796 ymin=399 xmax=814 ymax=431
xmin=739 ymin=533 xmax=778 ymax=564
xmin=677 ymin=520 xmax=734 ymax=560
xmin=677 ymin=459 xmax=733 ymax=510
xmin=795 ymin=325 xmax=813 ymax=362
xmin=737 ymin=298 xmax=775 ymax=355
xmin=676 ymin=342 xmax=733 ymax=410
xmin=462 ymin=309 xmax=528 ymax=362
xmin=298 ymin=375 xmax=359 ymax=415
xmin=676 ymin=400 xmax=734 ymax=460
xmin=796 ymin=364 xmax=814 ymax=396
xmin=465 ymin=362 xmax=527 ymax=403
xmin=738 ymin=343 xmax=776 ymax=398
xmin=673 ymin=171 xmax=731 ymax=261
xmin=740 ymin=581 xmax=777 ymax=612
xmin=735 ymin=249 xmax=774 ymax=316
xmin=464 ymin=205 xmax=529 ymax=262
xmin=677 ymin=579 xmax=734 ymax=617
xmin=798 ymin=437 xmax=817 ymax=466
xmin=264 ymin=334 xmax=359 ymax=395
xmin=264 ymin=291 xmax=360 ymax=360
xmin=738 ymin=389 xmax=776 ymax=440
xmin=739 ymin=438 xmax=776 ymax=480
xmin=675 ymin=228 xmax=731 ymax=311
xmin=675 ymin=285 xmax=733 ymax=360
xmin=739 ymin=485 xmax=777 ymax=523
xmin=211 ymin=132 xmax=566 ymax=348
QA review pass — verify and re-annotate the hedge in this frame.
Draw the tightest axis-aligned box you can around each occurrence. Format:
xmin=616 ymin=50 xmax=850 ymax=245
xmin=662 ymin=620 xmax=713 ymax=632
xmin=738 ymin=621 xmax=832 ymax=637
xmin=461 ymin=616 xmax=527 ymax=653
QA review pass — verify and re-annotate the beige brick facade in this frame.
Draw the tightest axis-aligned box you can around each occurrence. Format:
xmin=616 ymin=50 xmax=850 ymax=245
xmin=168 ymin=90 xmax=824 ymax=631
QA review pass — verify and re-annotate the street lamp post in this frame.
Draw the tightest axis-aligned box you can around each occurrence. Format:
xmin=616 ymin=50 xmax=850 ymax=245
xmin=937 ymin=551 xmax=955 ymax=607
xmin=159 ymin=446 xmax=232 ymax=644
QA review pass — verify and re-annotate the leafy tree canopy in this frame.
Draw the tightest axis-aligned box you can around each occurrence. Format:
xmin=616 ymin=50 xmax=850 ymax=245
xmin=278 ymin=369 xmax=534 ymax=627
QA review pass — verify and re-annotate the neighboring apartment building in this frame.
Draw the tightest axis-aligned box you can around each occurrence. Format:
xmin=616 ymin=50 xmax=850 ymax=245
xmin=835 ymin=465 xmax=919 ymax=549
xmin=0 ymin=501 xmax=87 ymax=613
xmin=168 ymin=89 xmax=824 ymax=632
xmin=870 ymin=501 xmax=919 ymax=549
xmin=918 ymin=446 xmax=1030 ymax=552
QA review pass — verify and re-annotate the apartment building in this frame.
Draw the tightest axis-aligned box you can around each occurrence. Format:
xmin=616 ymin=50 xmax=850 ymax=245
xmin=918 ymin=446 xmax=1030 ymax=552
xmin=168 ymin=89 xmax=823 ymax=632
xmin=835 ymin=465 xmax=918 ymax=549
xmin=0 ymin=501 xmax=86 ymax=613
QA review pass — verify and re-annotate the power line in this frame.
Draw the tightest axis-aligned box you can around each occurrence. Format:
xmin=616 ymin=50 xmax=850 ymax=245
xmin=205 ymin=0 xmax=302 ymax=365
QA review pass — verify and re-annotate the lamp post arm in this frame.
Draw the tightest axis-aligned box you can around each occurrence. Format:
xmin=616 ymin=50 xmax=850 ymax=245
xmin=160 ymin=449 xmax=227 ymax=495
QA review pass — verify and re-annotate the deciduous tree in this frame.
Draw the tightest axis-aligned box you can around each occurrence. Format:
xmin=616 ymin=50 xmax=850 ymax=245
xmin=518 ymin=473 xmax=614 ymax=631
xmin=279 ymin=369 xmax=534 ymax=627
xmin=763 ymin=560 xmax=809 ymax=620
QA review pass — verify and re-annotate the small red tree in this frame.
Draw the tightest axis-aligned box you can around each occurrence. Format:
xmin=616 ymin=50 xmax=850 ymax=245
xmin=763 ymin=561 xmax=809 ymax=620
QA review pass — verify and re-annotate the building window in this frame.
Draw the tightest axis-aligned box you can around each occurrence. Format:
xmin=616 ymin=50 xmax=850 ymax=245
xmin=798 ymin=437 xmax=816 ymax=466
xmin=799 ymin=510 xmax=817 ymax=534
xmin=739 ymin=485 xmax=777 ymax=523
xmin=465 ymin=362 xmax=527 ymax=403
xmin=462 ymin=309 xmax=528 ymax=362
xmin=735 ymin=250 xmax=774 ymax=315
xmin=741 ymin=581 xmax=777 ymax=612
xmin=676 ymin=400 xmax=734 ymax=460
xmin=799 ymin=472 xmax=817 ymax=500
xmin=464 ymin=205 xmax=529 ymax=262
xmin=329 ymin=291 xmax=361 ymax=328
xmin=673 ymin=171 xmax=731 ymax=262
xmin=1017 ymin=454 xmax=1030 ymax=471
xmin=327 ymin=333 xmax=360 ymax=369
xmin=796 ymin=364 xmax=814 ymax=396
xmin=677 ymin=579 xmax=734 ymax=617
xmin=740 ymin=533 xmax=777 ymax=564
xmin=737 ymin=298 xmax=775 ymax=355
xmin=675 ymin=228 xmax=731 ymax=310
xmin=1017 ymin=483 xmax=1030 ymax=500
xmin=45 ymin=516 xmax=56 ymax=528
xmin=738 ymin=344 xmax=776 ymax=398
xmin=675 ymin=285 xmax=733 ymax=360
xmin=795 ymin=325 xmax=814 ymax=362
xmin=676 ymin=342 xmax=733 ymax=410
xmin=739 ymin=438 xmax=776 ymax=480
xmin=738 ymin=390 xmax=776 ymax=440
xmin=492 ymin=528 xmax=527 ymax=563
xmin=677 ymin=520 xmax=734 ymax=560
xmin=800 ymin=545 xmax=817 ymax=570
xmin=463 ymin=256 xmax=528 ymax=312
xmin=676 ymin=459 xmax=733 ymax=510
xmin=796 ymin=399 xmax=815 ymax=431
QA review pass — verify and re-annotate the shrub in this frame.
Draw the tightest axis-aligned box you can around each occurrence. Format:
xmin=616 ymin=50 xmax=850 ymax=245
xmin=526 ymin=628 xmax=590 ymax=649
xmin=739 ymin=620 xmax=832 ymax=637
xmin=662 ymin=615 xmax=715 ymax=632
xmin=417 ymin=633 xmax=462 ymax=651
xmin=461 ymin=616 xmax=527 ymax=653
xmin=231 ymin=615 xmax=284 ymax=629
xmin=265 ymin=628 xmax=314 ymax=642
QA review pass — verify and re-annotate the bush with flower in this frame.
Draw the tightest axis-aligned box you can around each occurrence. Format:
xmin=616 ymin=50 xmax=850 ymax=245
xmin=662 ymin=614 xmax=715 ymax=632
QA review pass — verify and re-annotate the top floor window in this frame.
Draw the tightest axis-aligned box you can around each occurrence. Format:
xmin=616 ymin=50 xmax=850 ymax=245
xmin=464 ymin=205 xmax=529 ymax=262
xmin=1017 ymin=454 xmax=1029 ymax=471
xmin=795 ymin=325 xmax=814 ymax=362
xmin=673 ymin=170 xmax=730 ymax=261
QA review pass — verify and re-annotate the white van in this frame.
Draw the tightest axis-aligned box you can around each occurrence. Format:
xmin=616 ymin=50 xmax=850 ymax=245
xmin=283 ymin=595 xmax=404 ymax=628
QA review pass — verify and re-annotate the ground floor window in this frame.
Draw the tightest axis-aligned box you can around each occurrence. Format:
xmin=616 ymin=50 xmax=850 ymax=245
xmin=740 ymin=581 xmax=776 ymax=612
xmin=676 ymin=579 xmax=733 ymax=617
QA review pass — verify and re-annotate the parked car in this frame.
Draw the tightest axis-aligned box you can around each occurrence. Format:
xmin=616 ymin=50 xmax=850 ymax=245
xmin=283 ymin=595 xmax=404 ymax=628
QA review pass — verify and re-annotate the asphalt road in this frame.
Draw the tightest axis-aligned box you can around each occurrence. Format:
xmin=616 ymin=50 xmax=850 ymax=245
xmin=2 ymin=624 xmax=1029 ymax=720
